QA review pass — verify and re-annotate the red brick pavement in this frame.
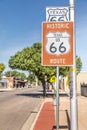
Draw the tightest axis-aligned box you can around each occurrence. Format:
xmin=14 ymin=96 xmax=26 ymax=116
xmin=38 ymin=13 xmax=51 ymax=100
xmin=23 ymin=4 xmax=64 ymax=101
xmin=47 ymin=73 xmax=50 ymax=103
xmin=33 ymin=96 xmax=87 ymax=130
xmin=33 ymin=102 xmax=56 ymax=130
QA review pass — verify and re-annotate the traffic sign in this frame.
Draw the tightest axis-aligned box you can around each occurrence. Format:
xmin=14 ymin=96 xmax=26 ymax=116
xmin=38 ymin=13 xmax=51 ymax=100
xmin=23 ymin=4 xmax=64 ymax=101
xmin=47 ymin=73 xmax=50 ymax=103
xmin=46 ymin=7 xmax=69 ymax=22
xmin=50 ymin=76 xmax=57 ymax=82
xmin=42 ymin=21 xmax=74 ymax=66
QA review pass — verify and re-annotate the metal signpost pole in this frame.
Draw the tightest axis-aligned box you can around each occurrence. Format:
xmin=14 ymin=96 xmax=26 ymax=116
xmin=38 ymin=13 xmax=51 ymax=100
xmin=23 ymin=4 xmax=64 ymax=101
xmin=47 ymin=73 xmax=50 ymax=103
xmin=56 ymin=66 xmax=59 ymax=130
xmin=69 ymin=0 xmax=78 ymax=130
xmin=45 ymin=5 xmax=72 ymax=130
xmin=46 ymin=8 xmax=60 ymax=130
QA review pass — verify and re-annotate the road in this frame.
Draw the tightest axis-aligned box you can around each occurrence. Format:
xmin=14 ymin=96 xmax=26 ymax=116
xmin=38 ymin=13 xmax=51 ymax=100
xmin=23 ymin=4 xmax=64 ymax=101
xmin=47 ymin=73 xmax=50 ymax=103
xmin=0 ymin=87 xmax=44 ymax=130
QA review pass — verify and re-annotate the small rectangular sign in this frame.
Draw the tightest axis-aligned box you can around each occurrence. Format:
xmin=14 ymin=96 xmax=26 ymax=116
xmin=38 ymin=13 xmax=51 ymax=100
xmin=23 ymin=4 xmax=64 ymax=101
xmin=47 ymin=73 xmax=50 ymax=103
xmin=46 ymin=7 xmax=69 ymax=22
xmin=42 ymin=22 xmax=74 ymax=66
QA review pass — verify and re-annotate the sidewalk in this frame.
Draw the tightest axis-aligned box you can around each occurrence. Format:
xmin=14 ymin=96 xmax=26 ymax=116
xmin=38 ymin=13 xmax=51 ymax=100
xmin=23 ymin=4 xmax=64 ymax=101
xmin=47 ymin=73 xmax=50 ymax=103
xmin=33 ymin=99 xmax=56 ymax=130
xmin=32 ymin=96 xmax=87 ymax=130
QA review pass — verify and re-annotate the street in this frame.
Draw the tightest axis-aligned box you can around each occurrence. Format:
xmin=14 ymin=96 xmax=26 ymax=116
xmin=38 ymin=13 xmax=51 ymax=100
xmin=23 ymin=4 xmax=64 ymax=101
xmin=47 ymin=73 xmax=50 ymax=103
xmin=0 ymin=87 xmax=44 ymax=130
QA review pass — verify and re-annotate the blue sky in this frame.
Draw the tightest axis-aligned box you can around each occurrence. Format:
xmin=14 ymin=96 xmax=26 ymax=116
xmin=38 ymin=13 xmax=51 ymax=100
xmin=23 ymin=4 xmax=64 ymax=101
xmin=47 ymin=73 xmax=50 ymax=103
xmin=0 ymin=0 xmax=87 ymax=72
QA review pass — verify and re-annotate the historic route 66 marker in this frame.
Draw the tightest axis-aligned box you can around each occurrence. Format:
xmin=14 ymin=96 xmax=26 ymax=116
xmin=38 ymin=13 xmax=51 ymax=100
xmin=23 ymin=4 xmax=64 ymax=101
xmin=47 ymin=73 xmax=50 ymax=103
xmin=42 ymin=22 xmax=74 ymax=66
xmin=46 ymin=32 xmax=70 ymax=55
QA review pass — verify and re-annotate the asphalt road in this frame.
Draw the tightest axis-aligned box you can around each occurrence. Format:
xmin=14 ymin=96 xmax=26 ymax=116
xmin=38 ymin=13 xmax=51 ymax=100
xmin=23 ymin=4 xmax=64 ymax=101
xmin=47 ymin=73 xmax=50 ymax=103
xmin=0 ymin=87 xmax=44 ymax=130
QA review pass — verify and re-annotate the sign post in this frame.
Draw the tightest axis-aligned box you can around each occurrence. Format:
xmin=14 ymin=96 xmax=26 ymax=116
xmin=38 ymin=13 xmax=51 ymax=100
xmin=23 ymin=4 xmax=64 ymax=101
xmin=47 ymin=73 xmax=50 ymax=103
xmin=42 ymin=21 xmax=74 ymax=130
xmin=69 ymin=0 xmax=78 ymax=130
xmin=44 ymin=6 xmax=74 ymax=130
xmin=42 ymin=3 xmax=78 ymax=130
xmin=56 ymin=66 xmax=59 ymax=130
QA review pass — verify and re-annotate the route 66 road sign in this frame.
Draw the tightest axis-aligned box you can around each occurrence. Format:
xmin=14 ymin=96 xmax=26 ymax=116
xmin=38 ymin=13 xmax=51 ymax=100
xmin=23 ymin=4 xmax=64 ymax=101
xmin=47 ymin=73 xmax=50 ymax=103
xmin=42 ymin=22 xmax=74 ymax=66
xmin=46 ymin=7 xmax=69 ymax=22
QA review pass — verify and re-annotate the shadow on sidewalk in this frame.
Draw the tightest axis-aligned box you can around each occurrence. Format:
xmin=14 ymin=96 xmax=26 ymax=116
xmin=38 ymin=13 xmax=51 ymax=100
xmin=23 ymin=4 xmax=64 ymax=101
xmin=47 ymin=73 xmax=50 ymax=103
xmin=52 ymin=125 xmax=68 ymax=129
xmin=52 ymin=110 xmax=70 ymax=130
xmin=65 ymin=110 xmax=70 ymax=130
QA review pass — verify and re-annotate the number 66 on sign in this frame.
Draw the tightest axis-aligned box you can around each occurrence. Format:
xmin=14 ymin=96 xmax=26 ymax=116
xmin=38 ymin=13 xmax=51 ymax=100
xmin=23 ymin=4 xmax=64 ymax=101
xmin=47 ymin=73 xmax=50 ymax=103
xmin=42 ymin=22 xmax=74 ymax=66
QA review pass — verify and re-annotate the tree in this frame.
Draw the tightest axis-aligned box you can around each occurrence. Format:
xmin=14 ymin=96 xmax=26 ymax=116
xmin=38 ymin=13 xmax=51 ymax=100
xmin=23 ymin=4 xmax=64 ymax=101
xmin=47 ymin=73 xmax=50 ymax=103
xmin=0 ymin=63 xmax=5 ymax=79
xmin=27 ymin=73 xmax=36 ymax=84
xmin=8 ymin=43 xmax=70 ymax=81
xmin=76 ymin=56 xmax=82 ymax=74
xmin=5 ymin=70 xmax=26 ymax=80
xmin=9 ymin=43 xmax=82 ymax=78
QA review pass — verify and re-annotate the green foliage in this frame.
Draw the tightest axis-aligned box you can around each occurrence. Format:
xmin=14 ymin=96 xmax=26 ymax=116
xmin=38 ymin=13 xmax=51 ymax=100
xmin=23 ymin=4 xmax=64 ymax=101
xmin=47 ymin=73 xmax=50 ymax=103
xmin=0 ymin=63 xmax=5 ymax=79
xmin=5 ymin=70 xmax=26 ymax=79
xmin=27 ymin=73 xmax=35 ymax=83
xmin=59 ymin=66 xmax=69 ymax=76
xmin=9 ymin=43 xmax=41 ymax=71
xmin=0 ymin=63 xmax=5 ymax=73
xmin=76 ymin=56 xmax=82 ymax=74
xmin=9 ymin=43 xmax=56 ymax=82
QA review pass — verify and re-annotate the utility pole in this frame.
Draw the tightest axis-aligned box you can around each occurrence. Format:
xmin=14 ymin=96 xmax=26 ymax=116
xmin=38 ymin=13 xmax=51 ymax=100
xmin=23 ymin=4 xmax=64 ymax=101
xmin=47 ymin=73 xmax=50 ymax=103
xmin=69 ymin=0 xmax=78 ymax=130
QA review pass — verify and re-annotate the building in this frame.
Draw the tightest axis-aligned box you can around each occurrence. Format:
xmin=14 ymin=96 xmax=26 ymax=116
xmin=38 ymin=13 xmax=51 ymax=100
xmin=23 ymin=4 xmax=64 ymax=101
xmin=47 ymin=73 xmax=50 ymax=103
xmin=77 ymin=72 xmax=87 ymax=93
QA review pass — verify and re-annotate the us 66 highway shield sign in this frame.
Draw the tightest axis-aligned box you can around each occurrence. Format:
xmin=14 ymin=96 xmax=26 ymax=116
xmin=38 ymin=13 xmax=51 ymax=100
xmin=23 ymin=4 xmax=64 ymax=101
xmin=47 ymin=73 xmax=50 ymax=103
xmin=42 ymin=22 xmax=74 ymax=66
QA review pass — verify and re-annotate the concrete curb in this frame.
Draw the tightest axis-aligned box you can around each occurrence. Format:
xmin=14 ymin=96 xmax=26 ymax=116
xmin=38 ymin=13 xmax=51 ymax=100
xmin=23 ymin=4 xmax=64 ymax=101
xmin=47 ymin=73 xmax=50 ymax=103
xmin=30 ymin=99 xmax=45 ymax=130
xmin=0 ymin=88 xmax=14 ymax=92
xmin=21 ymin=99 xmax=45 ymax=130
